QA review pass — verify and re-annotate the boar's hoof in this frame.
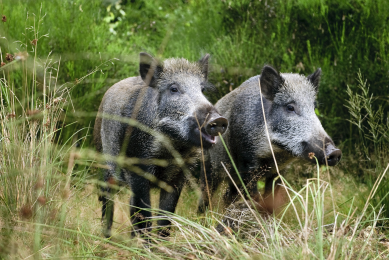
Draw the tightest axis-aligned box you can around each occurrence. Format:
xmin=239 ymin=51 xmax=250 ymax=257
xmin=102 ymin=228 xmax=111 ymax=238
xmin=158 ymin=228 xmax=171 ymax=237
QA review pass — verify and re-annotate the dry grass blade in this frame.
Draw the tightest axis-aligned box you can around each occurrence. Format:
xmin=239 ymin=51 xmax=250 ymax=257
xmin=257 ymin=78 xmax=303 ymax=230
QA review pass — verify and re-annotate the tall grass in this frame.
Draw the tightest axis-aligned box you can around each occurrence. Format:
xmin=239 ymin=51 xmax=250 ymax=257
xmin=0 ymin=11 xmax=105 ymax=258
xmin=345 ymin=72 xmax=389 ymax=217
xmin=0 ymin=1 xmax=388 ymax=259
xmin=1 ymin=0 xmax=127 ymax=144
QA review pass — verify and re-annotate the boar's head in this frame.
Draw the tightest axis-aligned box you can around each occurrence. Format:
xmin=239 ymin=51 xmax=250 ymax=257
xmin=260 ymin=65 xmax=341 ymax=166
xmin=139 ymin=52 xmax=228 ymax=149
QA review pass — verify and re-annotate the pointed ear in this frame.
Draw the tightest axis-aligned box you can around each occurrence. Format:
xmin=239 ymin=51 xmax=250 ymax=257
xmin=139 ymin=52 xmax=162 ymax=87
xmin=198 ymin=53 xmax=210 ymax=80
xmin=260 ymin=65 xmax=284 ymax=101
xmin=307 ymin=68 xmax=321 ymax=91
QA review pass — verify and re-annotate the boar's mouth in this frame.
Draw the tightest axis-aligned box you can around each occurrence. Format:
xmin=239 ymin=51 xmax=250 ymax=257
xmin=195 ymin=128 xmax=216 ymax=145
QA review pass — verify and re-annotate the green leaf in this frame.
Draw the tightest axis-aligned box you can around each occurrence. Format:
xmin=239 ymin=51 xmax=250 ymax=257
xmin=257 ymin=180 xmax=265 ymax=190
xmin=315 ymin=108 xmax=320 ymax=116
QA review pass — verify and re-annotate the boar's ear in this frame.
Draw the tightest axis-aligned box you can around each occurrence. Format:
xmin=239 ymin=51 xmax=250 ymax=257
xmin=260 ymin=65 xmax=284 ymax=101
xmin=139 ymin=52 xmax=163 ymax=87
xmin=307 ymin=68 xmax=321 ymax=91
xmin=198 ymin=53 xmax=210 ymax=80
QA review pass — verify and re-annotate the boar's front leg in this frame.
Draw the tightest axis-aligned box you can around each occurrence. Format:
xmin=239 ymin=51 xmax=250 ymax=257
xmin=223 ymin=165 xmax=260 ymax=209
xmin=99 ymin=189 xmax=114 ymax=238
xmin=128 ymin=169 xmax=152 ymax=235
xmin=253 ymin=176 xmax=287 ymax=214
xmin=198 ymin=159 xmax=219 ymax=213
xmin=156 ymin=174 xmax=185 ymax=237
xmin=222 ymin=183 xmax=239 ymax=208
xmin=99 ymin=163 xmax=118 ymax=238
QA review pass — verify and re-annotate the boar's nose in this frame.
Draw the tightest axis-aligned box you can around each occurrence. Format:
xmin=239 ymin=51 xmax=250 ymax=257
xmin=324 ymin=143 xmax=342 ymax=166
xmin=205 ymin=116 xmax=228 ymax=136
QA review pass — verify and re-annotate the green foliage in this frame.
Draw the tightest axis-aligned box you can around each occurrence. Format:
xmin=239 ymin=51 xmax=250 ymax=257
xmin=346 ymin=72 xmax=389 ymax=161
xmin=1 ymin=0 xmax=124 ymax=143
xmin=104 ymin=0 xmax=389 ymax=143
xmin=345 ymin=72 xmax=389 ymax=214
xmin=2 ymin=0 xmax=389 ymax=145
xmin=212 ymin=0 xmax=389 ymax=141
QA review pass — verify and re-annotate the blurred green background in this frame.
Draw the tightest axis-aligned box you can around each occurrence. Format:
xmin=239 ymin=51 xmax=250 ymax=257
xmin=3 ymin=0 xmax=389 ymax=140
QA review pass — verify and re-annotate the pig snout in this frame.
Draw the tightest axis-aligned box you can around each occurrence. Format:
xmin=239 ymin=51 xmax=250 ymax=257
xmin=304 ymin=137 xmax=342 ymax=166
xmin=324 ymin=143 xmax=342 ymax=166
xmin=205 ymin=116 xmax=228 ymax=136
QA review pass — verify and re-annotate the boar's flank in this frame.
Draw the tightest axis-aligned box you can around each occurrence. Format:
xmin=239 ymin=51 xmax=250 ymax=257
xmin=94 ymin=52 xmax=228 ymax=237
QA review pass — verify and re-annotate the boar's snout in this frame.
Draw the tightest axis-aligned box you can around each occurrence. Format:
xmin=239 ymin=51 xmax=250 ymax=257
xmin=305 ymin=137 xmax=342 ymax=166
xmin=324 ymin=143 xmax=342 ymax=166
xmin=205 ymin=116 xmax=228 ymax=137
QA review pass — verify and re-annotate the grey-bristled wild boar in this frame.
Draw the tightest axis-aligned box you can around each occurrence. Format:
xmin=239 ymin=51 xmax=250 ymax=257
xmin=94 ymin=52 xmax=228 ymax=237
xmin=198 ymin=65 xmax=341 ymax=215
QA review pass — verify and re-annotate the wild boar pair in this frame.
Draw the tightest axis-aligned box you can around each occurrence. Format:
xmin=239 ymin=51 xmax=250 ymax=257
xmin=93 ymin=53 xmax=341 ymax=237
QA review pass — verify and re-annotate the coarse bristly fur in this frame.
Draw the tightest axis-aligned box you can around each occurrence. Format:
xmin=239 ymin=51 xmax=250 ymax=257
xmin=93 ymin=52 xmax=227 ymax=238
xmin=198 ymin=65 xmax=341 ymax=222
xmin=161 ymin=58 xmax=204 ymax=77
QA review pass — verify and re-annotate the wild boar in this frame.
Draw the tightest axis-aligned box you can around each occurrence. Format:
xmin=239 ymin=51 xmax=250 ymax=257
xmin=94 ymin=52 xmax=228 ymax=237
xmin=198 ymin=65 xmax=341 ymax=214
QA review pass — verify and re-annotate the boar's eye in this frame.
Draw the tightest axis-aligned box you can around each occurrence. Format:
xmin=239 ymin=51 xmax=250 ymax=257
xmin=286 ymin=104 xmax=295 ymax=112
xmin=170 ymin=85 xmax=179 ymax=94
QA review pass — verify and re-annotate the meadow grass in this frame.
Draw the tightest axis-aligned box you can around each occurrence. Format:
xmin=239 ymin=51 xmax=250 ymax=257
xmin=1 ymin=1 xmax=389 ymax=259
